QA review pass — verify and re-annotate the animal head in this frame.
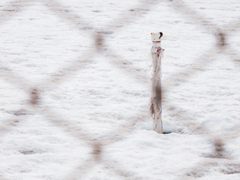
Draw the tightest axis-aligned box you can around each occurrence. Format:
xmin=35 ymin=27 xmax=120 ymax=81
xmin=151 ymin=32 xmax=163 ymax=42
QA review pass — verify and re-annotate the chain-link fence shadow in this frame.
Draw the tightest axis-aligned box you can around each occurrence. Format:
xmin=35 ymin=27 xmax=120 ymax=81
xmin=0 ymin=0 xmax=240 ymax=179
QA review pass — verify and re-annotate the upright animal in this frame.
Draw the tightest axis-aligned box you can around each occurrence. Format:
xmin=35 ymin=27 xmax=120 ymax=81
xmin=150 ymin=32 xmax=164 ymax=134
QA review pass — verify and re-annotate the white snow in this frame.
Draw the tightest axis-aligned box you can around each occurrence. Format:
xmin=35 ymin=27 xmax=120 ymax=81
xmin=0 ymin=0 xmax=240 ymax=179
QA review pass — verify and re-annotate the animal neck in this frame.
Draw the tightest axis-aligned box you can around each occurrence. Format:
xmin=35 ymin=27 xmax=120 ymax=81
xmin=152 ymin=41 xmax=161 ymax=47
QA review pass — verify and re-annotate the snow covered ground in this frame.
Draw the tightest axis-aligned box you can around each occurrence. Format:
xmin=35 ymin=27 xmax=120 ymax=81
xmin=0 ymin=0 xmax=240 ymax=179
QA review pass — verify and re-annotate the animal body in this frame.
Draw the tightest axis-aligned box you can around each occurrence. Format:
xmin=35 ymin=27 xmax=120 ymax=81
xmin=150 ymin=32 xmax=164 ymax=134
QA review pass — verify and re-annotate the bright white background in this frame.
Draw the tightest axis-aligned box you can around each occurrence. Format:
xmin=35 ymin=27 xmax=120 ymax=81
xmin=0 ymin=0 xmax=240 ymax=179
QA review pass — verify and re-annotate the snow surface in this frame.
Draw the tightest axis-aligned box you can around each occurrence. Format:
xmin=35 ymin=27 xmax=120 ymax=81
xmin=0 ymin=0 xmax=240 ymax=179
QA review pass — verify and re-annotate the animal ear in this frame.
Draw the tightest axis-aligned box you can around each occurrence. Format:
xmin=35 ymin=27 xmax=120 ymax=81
xmin=159 ymin=32 xmax=163 ymax=37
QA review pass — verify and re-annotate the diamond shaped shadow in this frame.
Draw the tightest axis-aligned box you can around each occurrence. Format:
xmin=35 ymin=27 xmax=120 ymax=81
xmin=0 ymin=1 xmax=92 ymax=86
xmin=0 ymin=114 xmax=92 ymax=180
